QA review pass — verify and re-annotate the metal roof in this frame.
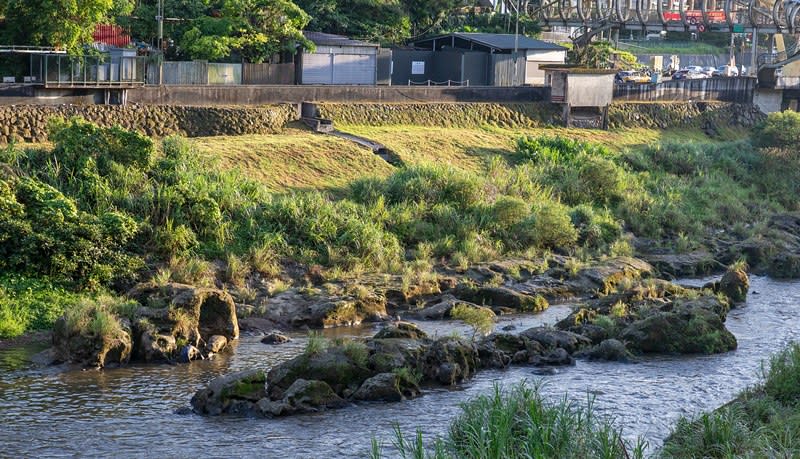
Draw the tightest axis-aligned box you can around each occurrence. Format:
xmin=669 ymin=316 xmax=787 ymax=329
xmin=303 ymin=32 xmax=378 ymax=48
xmin=414 ymin=33 xmax=567 ymax=52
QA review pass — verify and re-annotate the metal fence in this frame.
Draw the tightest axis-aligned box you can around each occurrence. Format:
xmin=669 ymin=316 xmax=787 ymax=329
xmin=242 ymin=62 xmax=295 ymax=84
xmin=29 ymin=54 xmax=145 ymax=87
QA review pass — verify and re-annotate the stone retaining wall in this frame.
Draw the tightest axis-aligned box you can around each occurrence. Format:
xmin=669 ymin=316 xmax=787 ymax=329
xmin=319 ymin=101 xmax=764 ymax=131
xmin=608 ymin=102 xmax=765 ymax=130
xmin=318 ymin=102 xmax=563 ymax=128
xmin=0 ymin=104 xmax=297 ymax=143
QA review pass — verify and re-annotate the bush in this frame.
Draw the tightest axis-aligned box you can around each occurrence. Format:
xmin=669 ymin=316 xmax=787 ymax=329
xmin=451 ymin=304 xmax=495 ymax=339
xmin=752 ymin=111 xmax=800 ymax=149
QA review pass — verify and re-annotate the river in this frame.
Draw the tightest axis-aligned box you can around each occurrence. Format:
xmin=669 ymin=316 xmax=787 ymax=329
xmin=1 ymin=276 xmax=798 ymax=458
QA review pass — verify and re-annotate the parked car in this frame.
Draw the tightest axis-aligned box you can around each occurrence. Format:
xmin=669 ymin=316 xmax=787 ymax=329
xmin=713 ymin=65 xmax=739 ymax=77
xmin=702 ymin=66 xmax=716 ymax=76
xmin=672 ymin=69 xmax=708 ymax=80
xmin=615 ymin=70 xmax=651 ymax=84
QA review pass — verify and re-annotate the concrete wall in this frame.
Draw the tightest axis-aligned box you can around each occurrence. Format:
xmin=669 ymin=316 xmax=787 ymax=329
xmin=753 ymin=88 xmax=783 ymax=113
xmin=0 ymin=104 xmax=297 ymax=143
xmin=567 ymin=74 xmax=615 ymax=107
xmin=613 ymin=77 xmax=756 ymax=103
xmin=127 ymin=85 xmax=551 ymax=105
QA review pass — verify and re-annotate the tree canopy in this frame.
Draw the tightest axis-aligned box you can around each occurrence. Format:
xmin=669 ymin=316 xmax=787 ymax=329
xmin=2 ymin=0 xmax=115 ymax=52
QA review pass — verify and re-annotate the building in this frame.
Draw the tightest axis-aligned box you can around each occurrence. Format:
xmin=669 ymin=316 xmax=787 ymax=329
xmin=407 ymin=32 xmax=567 ymax=86
xmin=297 ymin=32 xmax=379 ymax=85
xmin=542 ymin=65 xmax=616 ymax=128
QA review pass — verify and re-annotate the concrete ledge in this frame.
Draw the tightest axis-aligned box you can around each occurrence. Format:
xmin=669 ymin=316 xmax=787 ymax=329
xmin=127 ymin=85 xmax=551 ymax=106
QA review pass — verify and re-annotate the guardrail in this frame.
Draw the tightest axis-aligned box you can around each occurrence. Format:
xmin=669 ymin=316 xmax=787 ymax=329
xmin=408 ymin=79 xmax=470 ymax=86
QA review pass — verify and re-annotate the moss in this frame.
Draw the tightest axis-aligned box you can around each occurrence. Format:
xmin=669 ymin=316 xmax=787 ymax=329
xmin=220 ymin=370 xmax=266 ymax=399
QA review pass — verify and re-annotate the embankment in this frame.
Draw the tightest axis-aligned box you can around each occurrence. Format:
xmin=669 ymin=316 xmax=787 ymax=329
xmin=0 ymin=104 xmax=296 ymax=143
xmin=0 ymin=101 xmax=765 ymax=143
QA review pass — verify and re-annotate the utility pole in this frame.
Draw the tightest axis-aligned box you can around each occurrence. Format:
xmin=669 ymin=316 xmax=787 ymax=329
xmin=156 ymin=0 xmax=164 ymax=85
xmin=513 ymin=0 xmax=520 ymax=86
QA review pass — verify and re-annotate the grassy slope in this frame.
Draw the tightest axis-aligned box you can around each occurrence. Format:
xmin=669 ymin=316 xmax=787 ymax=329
xmin=191 ymin=125 xmax=736 ymax=190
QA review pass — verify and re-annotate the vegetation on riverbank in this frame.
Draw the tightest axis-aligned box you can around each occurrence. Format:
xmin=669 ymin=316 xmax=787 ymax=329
xmin=370 ymin=382 xmax=646 ymax=459
xmin=661 ymin=343 xmax=800 ymax=458
xmin=1 ymin=111 xmax=799 ymax=339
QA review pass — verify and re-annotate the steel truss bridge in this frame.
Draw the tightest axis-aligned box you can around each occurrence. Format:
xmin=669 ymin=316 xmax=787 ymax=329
xmin=508 ymin=0 xmax=800 ymax=34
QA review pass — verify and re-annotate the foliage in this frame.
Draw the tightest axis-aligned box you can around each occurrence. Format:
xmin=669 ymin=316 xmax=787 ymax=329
xmin=751 ymin=111 xmax=800 ymax=150
xmin=450 ymin=303 xmax=494 ymax=339
xmin=376 ymin=382 xmax=646 ymax=458
xmin=2 ymin=0 xmax=114 ymax=53
xmin=295 ymin=0 xmax=410 ymax=44
xmin=0 ymin=275 xmax=85 ymax=338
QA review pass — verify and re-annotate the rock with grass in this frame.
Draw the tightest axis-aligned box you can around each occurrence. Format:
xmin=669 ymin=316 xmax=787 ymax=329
xmin=52 ymin=308 xmax=133 ymax=369
xmin=420 ymin=336 xmax=479 ymax=385
xmin=519 ymin=327 xmax=592 ymax=354
xmin=373 ymin=322 xmax=428 ymax=340
xmin=621 ymin=298 xmax=737 ymax=354
xmin=190 ymin=369 xmax=267 ymax=416
xmin=569 ymin=257 xmax=654 ymax=294
xmin=267 ymin=345 xmax=374 ymax=400
xmin=718 ymin=265 xmax=749 ymax=304
xmin=454 ymin=285 xmax=545 ymax=313
xmin=576 ymin=339 xmax=633 ymax=362
xmin=353 ymin=372 xmax=421 ymax=402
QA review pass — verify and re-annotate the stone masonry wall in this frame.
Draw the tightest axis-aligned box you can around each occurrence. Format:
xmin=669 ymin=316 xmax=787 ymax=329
xmin=0 ymin=104 xmax=298 ymax=143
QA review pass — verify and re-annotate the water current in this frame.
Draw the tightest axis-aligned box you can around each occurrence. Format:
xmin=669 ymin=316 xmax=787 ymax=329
xmin=1 ymin=276 xmax=799 ymax=458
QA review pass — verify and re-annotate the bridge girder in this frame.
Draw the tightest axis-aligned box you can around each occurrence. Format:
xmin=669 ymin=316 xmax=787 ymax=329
xmin=530 ymin=0 xmax=800 ymax=33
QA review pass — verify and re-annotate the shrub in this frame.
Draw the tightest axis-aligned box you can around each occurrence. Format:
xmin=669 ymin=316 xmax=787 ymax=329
xmin=451 ymin=303 xmax=495 ymax=339
xmin=752 ymin=111 xmax=800 ymax=149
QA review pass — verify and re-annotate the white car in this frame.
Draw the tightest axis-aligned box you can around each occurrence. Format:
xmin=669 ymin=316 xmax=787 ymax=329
xmin=713 ymin=65 xmax=739 ymax=77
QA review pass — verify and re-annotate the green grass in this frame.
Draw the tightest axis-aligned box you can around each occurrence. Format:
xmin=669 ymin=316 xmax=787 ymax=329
xmin=372 ymin=382 xmax=646 ymax=459
xmin=1 ymin=113 xmax=796 ymax=339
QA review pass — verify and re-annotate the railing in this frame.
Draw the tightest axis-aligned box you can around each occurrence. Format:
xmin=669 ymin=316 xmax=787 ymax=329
xmin=28 ymin=54 xmax=147 ymax=87
xmin=0 ymin=45 xmax=66 ymax=54
xmin=408 ymin=79 xmax=470 ymax=86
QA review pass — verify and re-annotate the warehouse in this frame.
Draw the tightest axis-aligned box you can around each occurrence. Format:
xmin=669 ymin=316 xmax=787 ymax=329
xmin=298 ymin=32 xmax=380 ymax=85
xmin=409 ymin=32 xmax=567 ymax=86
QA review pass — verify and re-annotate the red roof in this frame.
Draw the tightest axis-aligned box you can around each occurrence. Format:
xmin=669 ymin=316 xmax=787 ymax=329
xmin=93 ymin=24 xmax=131 ymax=48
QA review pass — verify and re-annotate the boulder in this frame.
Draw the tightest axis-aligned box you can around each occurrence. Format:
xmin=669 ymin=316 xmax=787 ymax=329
xmin=294 ymin=296 xmax=389 ymax=328
xmin=620 ymin=301 xmax=737 ymax=354
xmin=718 ymin=268 xmax=749 ymax=303
xmin=420 ymin=337 xmax=479 ymax=385
xmin=205 ymin=335 xmax=228 ymax=354
xmin=411 ymin=295 xmax=484 ymax=320
xmin=190 ymin=369 xmax=266 ymax=416
xmin=178 ymin=344 xmax=202 ymax=363
xmin=267 ymin=347 xmax=373 ymax=400
xmin=571 ymin=257 xmax=653 ymax=294
xmin=282 ymin=379 xmax=348 ymax=412
xmin=127 ymin=283 xmax=239 ymax=342
xmin=641 ymin=250 xmax=722 ymax=278
xmin=366 ymin=338 xmax=427 ymax=373
xmin=576 ymin=339 xmax=632 ymax=362
xmin=138 ymin=330 xmax=177 ymax=363
xmin=353 ymin=372 xmax=420 ymax=402
xmin=519 ymin=327 xmax=592 ymax=354
xmin=373 ymin=322 xmax=428 ymax=340
xmin=261 ymin=332 xmax=291 ymax=345
xmin=455 ymin=286 xmax=544 ymax=312
xmin=52 ymin=315 xmax=132 ymax=369
xmin=531 ymin=348 xmax=574 ymax=366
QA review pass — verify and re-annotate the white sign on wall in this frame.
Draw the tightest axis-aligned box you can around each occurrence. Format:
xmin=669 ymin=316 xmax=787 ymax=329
xmin=411 ymin=61 xmax=425 ymax=75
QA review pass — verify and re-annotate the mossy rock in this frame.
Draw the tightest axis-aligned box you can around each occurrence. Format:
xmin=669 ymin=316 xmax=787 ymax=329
xmin=621 ymin=301 xmax=737 ymax=355
xmin=373 ymin=322 xmax=428 ymax=340
xmin=267 ymin=348 xmax=374 ymax=400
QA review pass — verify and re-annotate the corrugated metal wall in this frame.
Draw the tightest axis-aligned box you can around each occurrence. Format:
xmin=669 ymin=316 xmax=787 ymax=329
xmin=301 ymin=51 xmax=377 ymax=85
xmin=162 ymin=61 xmax=209 ymax=85
xmin=491 ymin=54 xmax=526 ymax=86
xmin=242 ymin=63 xmax=295 ymax=84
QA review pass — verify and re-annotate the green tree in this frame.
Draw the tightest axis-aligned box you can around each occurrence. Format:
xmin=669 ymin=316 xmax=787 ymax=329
xmin=2 ymin=0 xmax=115 ymax=52
xmin=296 ymin=0 xmax=410 ymax=44
xmin=223 ymin=0 xmax=312 ymax=63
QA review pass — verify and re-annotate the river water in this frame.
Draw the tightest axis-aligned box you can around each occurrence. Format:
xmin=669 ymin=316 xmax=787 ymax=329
xmin=1 ymin=276 xmax=799 ymax=458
